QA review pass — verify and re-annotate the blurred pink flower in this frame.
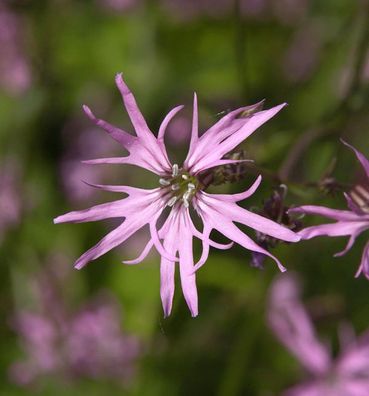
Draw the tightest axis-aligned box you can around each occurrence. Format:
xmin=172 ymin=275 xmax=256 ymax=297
xmin=9 ymin=256 xmax=141 ymax=386
xmin=54 ymin=74 xmax=299 ymax=317
xmin=283 ymin=23 xmax=322 ymax=83
xmin=268 ymin=274 xmax=369 ymax=396
xmin=60 ymin=118 xmax=120 ymax=204
xmin=97 ymin=0 xmax=139 ymax=12
xmin=289 ymin=141 xmax=369 ymax=279
xmin=0 ymin=157 xmax=22 ymax=243
xmin=0 ymin=4 xmax=32 ymax=95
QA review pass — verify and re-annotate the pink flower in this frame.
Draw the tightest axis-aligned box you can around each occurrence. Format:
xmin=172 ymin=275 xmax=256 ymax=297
xmin=9 ymin=256 xmax=141 ymax=386
xmin=0 ymin=157 xmax=22 ymax=243
xmin=0 ymin=4 xmax=32 ymax=95
xmin=54 ymin=74 xmax=299 ymax=317
xmin=268 ymin=274 xmax=369 ymax=396
xmin=289 ymin=141 xmax=369 ymax=280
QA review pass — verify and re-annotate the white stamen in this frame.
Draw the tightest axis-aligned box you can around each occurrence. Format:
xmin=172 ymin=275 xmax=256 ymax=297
xmin=182 ymin=174 xmax=188 ymax=180
xmin=172 ymin=164 xmax=179 ymax=177
xmin=159 ymin=178 xmax=170 ymax=186
xmin=171 ymin=184 xmax=180 ymax=191
xmin=183 ymin=191 xmax=191 ymax=201
xmin=183 ymin=197 xmax=189 ymax=208
xmin=167 ymin=196 xmax=178 ymax=207
xmin=188 ymin=183 xmax=195 ymax=190
xmin=355 ymin=185 xmax=369 ymax=201
xmin=351 ymin=191 xmax=366 ymax=207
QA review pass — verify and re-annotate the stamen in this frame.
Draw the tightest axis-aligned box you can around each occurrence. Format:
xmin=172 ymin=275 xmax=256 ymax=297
xmin=351 ymin=191 xmax=366 ymax=207
xmin=183 ymin=191 xmax=191 ymax=201
xmin=159 ymin=166 xmax=199 ymax=209
xmin=355 ymin=185 xmax=369 ymax=201
xmin=167 ymin=196 xmax=178 ymax=207
xmin=159 ymin=178 xmax=170 ymax=186
xmin=172 ymin=164 xmax=179 ymax=177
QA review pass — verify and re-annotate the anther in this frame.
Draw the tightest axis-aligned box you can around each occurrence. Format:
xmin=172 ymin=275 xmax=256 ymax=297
xmin=171 ymin=184 xmax=180 ymax=191
xmin=172 ymin=164 xmax=179 ymax=177
xmin=159 ymin=178 xmax=170 ymax=186
xmin=188 ymin=183 xmax=195 ymax=190
xmin=182 ymin=175 xmax=188 ymax=180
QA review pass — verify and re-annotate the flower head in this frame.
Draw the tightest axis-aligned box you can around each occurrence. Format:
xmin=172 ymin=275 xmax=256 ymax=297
xmin=54 ymin=74 xmax=299 ymax=317
xmin=289 ymin=141 xmax=369 ymax=279
xmin=268 ymin=274 xmax=369 ymax=396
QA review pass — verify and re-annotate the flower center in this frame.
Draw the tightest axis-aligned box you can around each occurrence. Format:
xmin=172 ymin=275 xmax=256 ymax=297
xmin=159 ymin=164 xmax=199 ymax=208
xmin=349 ymin=184 xmax=369 ymax=214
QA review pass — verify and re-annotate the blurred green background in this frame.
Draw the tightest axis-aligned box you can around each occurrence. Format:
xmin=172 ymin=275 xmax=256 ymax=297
xmin=1 ymin=0 xmax=369 ymax=395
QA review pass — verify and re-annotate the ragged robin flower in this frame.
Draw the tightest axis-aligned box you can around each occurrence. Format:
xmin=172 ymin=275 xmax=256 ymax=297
xmin=269 ymin=274 xmax=369 ymax=396
xmin=54 ymin=74 xmax=300 ymax=317
xmin=289 ymin=140 xmax=369 ymax=280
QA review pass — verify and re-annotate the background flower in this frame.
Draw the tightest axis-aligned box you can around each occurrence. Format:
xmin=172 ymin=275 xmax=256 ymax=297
xmin=268 ymin=273 xmax=369 ymax=396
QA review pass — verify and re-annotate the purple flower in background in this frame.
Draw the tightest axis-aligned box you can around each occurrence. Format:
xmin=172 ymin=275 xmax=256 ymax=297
xmin=97 ymin=0 xmax=139 ymax=12
xmin=54 ymin=74 xmax=299 ymax=317
xmin=0 ymin=157 xmax=22 ymax=243
xmin=60 ymin=117 xmax=121 ymax=204
xmin=0 ymin=4 xmax=32 ymax=95
xmin=282 ymin=23 xmax=322 ymax=83
xmin=9 ymin=257 xmax=140 ymax=386
xmin=268 ymin=274 xmax=369 ymax=396
xmin=289 ymin=141 xmax=369 ymax=279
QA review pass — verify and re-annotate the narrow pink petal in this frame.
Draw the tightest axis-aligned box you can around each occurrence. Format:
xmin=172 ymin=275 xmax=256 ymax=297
xmin=123 ymin=240 xmax=154 ymax=265
xmin=198 ymin=204 xmax=286 ymax=271
xmin=149 ymin=214 xmax=179 ymax=262
xmin=159 ymin=212 xmax=179 ymax=317
xmin=53 ymin=199 xmax=128 ymax=224
xmin=82 ymin=155 xmax=167 ymax=175
xmin=193 ymin=158 xmax=253 ymax=174
xmin=190 ymin=103 xmax=286 ymax=174
xmin=344 ymin=192 xmax=365 ymax=215
xmin=204 ymin=175 xmax=262 ymax=203
xmin=82 ymin=105 xmax=135 ymax=149
xmin=341 ymin=139 xmax=369 ymax=180
xmin=333 ymin=225 xmax=368 ymax=257
xmin=355 ymin=240 xmax=369 ymax=280
xmin=54 ymin=189 xmax=161 ymax=224
xmin=289 ymin=205 xmax=363 ymax=221
xmin=82 ymin=181 xmax=160 ymax=196
xmin=189 ymin=217 xmax=233 ymax=250
xmin=178 ymin=212 xmax=198 ymax=317
xmin=185 ymin=104 xmax=254 ymax=168
xmin=298 ymin=222 xmax=369 ymax=240
xmin=185 ymin=93 xmax=199 ymax=160
xmin=157 ymin=105 xmax=184 ymax=140
xmin=160 ymin=258 xmax=176 ymax=317
xmin=193 ymin=224 xmax=211 ymax=271
xmin=74 ymin=217 xmax=147 ymax=269
xmin=115 ymin=73 xmax=152 ymax=139
xmin=201 ymin=195 xmax=300 ymax=243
